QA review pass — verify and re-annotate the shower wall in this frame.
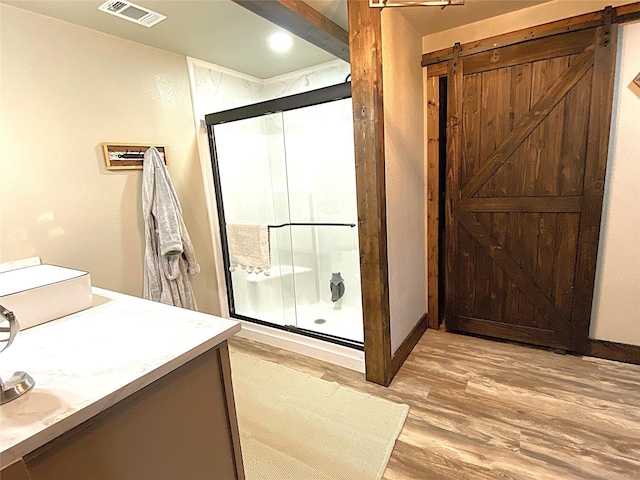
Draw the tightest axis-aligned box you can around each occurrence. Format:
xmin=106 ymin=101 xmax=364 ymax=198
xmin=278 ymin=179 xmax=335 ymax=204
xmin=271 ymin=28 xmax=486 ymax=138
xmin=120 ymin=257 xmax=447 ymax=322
xmin=187 ymin=58 xmax=351 ymax=320
xmin=190 ymin=58 xmax=350 ymax=116
xmin=189 ymin=56 xmax=362 ymax=345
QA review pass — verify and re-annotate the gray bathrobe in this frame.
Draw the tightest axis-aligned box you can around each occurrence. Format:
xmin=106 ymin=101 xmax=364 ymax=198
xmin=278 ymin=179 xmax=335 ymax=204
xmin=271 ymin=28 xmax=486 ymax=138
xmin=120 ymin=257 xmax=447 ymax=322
xmin=142 ymin=147 xmax=199 ymax=310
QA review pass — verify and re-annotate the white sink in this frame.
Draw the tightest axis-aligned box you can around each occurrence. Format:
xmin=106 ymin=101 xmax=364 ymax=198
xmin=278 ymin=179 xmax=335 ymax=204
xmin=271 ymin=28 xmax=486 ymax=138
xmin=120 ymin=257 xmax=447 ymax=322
xmin=0 ymin=264 xmax=92 ymax=330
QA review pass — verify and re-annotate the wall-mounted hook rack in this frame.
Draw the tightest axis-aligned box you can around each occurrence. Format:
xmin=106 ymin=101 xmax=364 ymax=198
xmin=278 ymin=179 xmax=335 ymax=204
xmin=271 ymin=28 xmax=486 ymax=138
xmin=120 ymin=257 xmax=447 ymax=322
xmin=102 ymin=143 xmax=168 ymax=170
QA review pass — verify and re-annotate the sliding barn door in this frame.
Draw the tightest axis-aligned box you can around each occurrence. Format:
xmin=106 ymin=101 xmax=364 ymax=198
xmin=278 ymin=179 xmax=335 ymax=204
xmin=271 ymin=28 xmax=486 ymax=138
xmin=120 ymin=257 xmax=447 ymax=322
xmin=444 ymin=25 xmax=617 ymax=352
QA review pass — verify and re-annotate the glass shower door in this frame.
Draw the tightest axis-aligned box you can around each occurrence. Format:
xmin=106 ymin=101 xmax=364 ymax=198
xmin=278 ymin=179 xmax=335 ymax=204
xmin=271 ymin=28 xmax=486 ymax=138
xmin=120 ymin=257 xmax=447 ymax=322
xmin=213 ymin=113 xmax=298 ymax=329
xmin=282 ymin=98 xmax=364 ymax=344
xmin=208 ymin=82 xmax=364 ymax=348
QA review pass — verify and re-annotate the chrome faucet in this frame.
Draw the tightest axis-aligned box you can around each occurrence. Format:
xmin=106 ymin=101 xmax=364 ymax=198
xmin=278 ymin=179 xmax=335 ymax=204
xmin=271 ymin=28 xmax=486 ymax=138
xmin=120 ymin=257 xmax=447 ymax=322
xmin=0 ymin=304 xmax=35 ymax=405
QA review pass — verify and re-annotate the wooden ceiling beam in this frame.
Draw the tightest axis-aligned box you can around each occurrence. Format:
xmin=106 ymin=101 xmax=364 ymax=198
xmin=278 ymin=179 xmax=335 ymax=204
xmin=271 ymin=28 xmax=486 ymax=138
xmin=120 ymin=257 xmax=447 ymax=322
xmin=230 ymin=0 xmax=350 ymax=62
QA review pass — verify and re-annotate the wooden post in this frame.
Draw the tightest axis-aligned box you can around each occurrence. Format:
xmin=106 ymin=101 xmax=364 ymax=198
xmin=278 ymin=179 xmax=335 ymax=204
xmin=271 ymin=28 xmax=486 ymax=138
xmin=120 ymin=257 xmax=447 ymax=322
xmin=347 ymin=0 xmax=391 ymax=386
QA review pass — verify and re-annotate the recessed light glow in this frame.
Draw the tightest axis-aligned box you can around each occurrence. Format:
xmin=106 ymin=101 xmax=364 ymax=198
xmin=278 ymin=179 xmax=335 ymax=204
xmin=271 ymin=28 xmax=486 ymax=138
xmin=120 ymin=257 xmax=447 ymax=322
xmin=268 ymin=32 xmax=293 ymax=53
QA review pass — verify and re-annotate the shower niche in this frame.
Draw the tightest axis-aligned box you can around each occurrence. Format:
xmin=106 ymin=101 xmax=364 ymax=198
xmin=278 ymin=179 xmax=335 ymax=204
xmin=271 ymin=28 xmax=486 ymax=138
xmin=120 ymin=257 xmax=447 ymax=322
xmin=206 ymin=83 xmax=364 ymax=348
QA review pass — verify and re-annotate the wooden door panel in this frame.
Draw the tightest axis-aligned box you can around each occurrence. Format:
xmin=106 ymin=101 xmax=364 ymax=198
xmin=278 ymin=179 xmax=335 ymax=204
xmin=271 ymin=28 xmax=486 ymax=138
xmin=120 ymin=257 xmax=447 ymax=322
xmin=474 ymin=212 xmax=500 ymax=322
xmin=554 ymin=213 xmax=580 ymax=317
xmin=446 ymin=31 xmax=594 ymax=347
xmin=428 ymin=6 xmax=629 ymax=360
xmin=507 ymin=62 xmax=534 ymax=197
xmin=459 ymin=212 xmax=571 ymax=327
xmin=454 ymin=316 xmax=563 ymax=349
xmin=494 ymin=212 xmax=581 ymax=322
xmin=460 ymin=72 xmax=482 ymax=190
xmin=479 ymin=68 xmax=512 ymax=197
xmin=460 ymin=196 xmax=583 ymax=212
xmin=534 ymin=213 xmax=560 ymax=309
xmin=460 ymin=47 xmax=595 ymax=200
xmin=444 ymin=22 xmax=611 ymax=351
xmin=523 ymin=57 xmax=569 ymax=198
xmin=457 ymin=224 xmax=477 ymax=318
xmin=463 ymin=57 xmax=581 ymax=199
xmin=560 ymin=72 xmax=592 ymax=195
xmin=514 ymin=58 xmax=567 ymax=198
xmin=488 ymin=212 xmax=508 ymax=323
xmin=510 ymin=63 xmax=534 ymax=129
xmin=463 ymin=28 xmax=596 ymax=75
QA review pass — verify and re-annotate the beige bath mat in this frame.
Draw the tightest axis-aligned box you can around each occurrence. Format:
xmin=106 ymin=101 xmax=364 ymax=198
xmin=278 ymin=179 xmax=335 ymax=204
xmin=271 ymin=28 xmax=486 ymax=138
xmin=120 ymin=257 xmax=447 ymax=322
xmin=230 ymin=352 xmax=409 ymax=480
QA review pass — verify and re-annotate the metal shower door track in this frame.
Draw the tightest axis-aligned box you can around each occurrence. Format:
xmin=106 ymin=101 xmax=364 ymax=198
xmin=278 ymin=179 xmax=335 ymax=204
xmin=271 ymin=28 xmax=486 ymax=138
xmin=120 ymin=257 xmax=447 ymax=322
xmin=205 ymin=82 xmax=352 ymax=126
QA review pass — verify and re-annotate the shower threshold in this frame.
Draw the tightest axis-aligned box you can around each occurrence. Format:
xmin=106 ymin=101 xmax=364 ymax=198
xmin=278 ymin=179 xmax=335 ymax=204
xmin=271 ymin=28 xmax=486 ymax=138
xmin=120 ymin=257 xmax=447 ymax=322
xmin=234 ymin=317 xmax=365 ymax=373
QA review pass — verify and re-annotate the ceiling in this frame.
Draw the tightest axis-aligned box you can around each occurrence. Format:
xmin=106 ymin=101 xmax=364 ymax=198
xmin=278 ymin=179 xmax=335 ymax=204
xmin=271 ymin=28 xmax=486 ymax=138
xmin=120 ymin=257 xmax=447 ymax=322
xmin=2 ymin=0 xmax=548 ymax=79
xmin=400 ymin=0 xmax=549 ymax=35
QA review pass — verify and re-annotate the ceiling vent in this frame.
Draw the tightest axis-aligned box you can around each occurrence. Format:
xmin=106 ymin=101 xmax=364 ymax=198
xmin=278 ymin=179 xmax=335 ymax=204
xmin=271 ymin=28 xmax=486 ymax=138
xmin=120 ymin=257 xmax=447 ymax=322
xmin=98 ymin=1 xmax=166 ymax=27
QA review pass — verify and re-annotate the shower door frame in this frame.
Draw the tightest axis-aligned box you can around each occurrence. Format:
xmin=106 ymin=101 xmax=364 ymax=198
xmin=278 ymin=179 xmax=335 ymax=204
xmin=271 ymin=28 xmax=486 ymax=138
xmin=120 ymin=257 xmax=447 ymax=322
xmin=205 ymin=82 xmax=364 ymax=351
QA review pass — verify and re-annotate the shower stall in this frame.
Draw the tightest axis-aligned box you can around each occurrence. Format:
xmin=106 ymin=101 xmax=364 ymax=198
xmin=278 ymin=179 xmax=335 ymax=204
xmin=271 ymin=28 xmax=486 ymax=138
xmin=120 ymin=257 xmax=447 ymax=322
xmin=205 ymin=82 xmax=364 ymax=349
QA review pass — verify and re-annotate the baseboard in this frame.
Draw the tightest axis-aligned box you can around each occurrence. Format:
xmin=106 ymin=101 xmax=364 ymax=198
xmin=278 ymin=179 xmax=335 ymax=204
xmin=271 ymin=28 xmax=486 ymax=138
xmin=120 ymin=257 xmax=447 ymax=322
xmin=389 ymin=313 xmax=429 ymax=382
xmin=235 ymin=320 xmax=365 ymax=373
xmin=584 ymin=339 xmax=640 ymax=365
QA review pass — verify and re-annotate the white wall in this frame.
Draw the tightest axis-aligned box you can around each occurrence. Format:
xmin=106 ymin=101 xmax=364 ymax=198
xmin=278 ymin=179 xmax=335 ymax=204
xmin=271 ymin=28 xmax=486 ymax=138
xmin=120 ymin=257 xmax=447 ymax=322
xmin=0 ymin=5 xmax=219 ymax=314
xmin=590 ymin=22 xmax=640 ymax=346
xmin=422 ymin=0 xmax=640 ymax=346
xmin=382 ymin=9 xmax=427 ymax=354
xmin=422 ymin=0 xmax=632 ymax=52
xmin=263 ymin=60 xmax=351 ymax=98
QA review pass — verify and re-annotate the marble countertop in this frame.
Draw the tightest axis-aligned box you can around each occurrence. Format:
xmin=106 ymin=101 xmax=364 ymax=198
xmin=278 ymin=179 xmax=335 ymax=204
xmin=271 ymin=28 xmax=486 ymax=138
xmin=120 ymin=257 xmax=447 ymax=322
xmin=0 ymin=287 xmax=241 ymax=467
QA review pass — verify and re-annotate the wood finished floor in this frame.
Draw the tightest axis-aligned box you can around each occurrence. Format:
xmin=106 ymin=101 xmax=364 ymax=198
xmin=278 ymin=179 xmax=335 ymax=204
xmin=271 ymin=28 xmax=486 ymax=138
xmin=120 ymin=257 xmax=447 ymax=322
xmin=228 ymin=330 xmax=640 ymax=479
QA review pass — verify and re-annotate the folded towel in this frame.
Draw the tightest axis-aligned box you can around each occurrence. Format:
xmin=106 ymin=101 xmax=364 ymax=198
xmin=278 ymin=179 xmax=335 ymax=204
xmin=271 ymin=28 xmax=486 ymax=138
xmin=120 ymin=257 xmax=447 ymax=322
xmin=226 ymin=224 xmax=271 ymax=275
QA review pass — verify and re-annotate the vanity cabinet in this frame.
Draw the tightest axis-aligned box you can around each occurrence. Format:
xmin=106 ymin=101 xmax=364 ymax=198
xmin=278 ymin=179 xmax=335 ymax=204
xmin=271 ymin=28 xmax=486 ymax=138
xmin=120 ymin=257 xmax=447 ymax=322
xmin=24 ymin=344 xmax=242 ymax=479
xmin=0 ymin=459 xmax=30 ymax=480
xmin=0 ymin=288 xmax=244 ymax=479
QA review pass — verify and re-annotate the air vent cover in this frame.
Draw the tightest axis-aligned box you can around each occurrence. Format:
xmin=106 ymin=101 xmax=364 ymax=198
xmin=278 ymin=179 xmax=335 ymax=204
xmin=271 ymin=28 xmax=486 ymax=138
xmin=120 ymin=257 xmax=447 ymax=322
xmin=98 ymin=1 xmax=166 ymax=27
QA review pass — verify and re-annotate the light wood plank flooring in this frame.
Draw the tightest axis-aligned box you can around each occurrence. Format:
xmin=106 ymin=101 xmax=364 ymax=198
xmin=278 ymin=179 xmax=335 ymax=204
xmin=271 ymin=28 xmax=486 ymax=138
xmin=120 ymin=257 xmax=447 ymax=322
xmin=229 ymin=330 xmax=640 ymax=479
